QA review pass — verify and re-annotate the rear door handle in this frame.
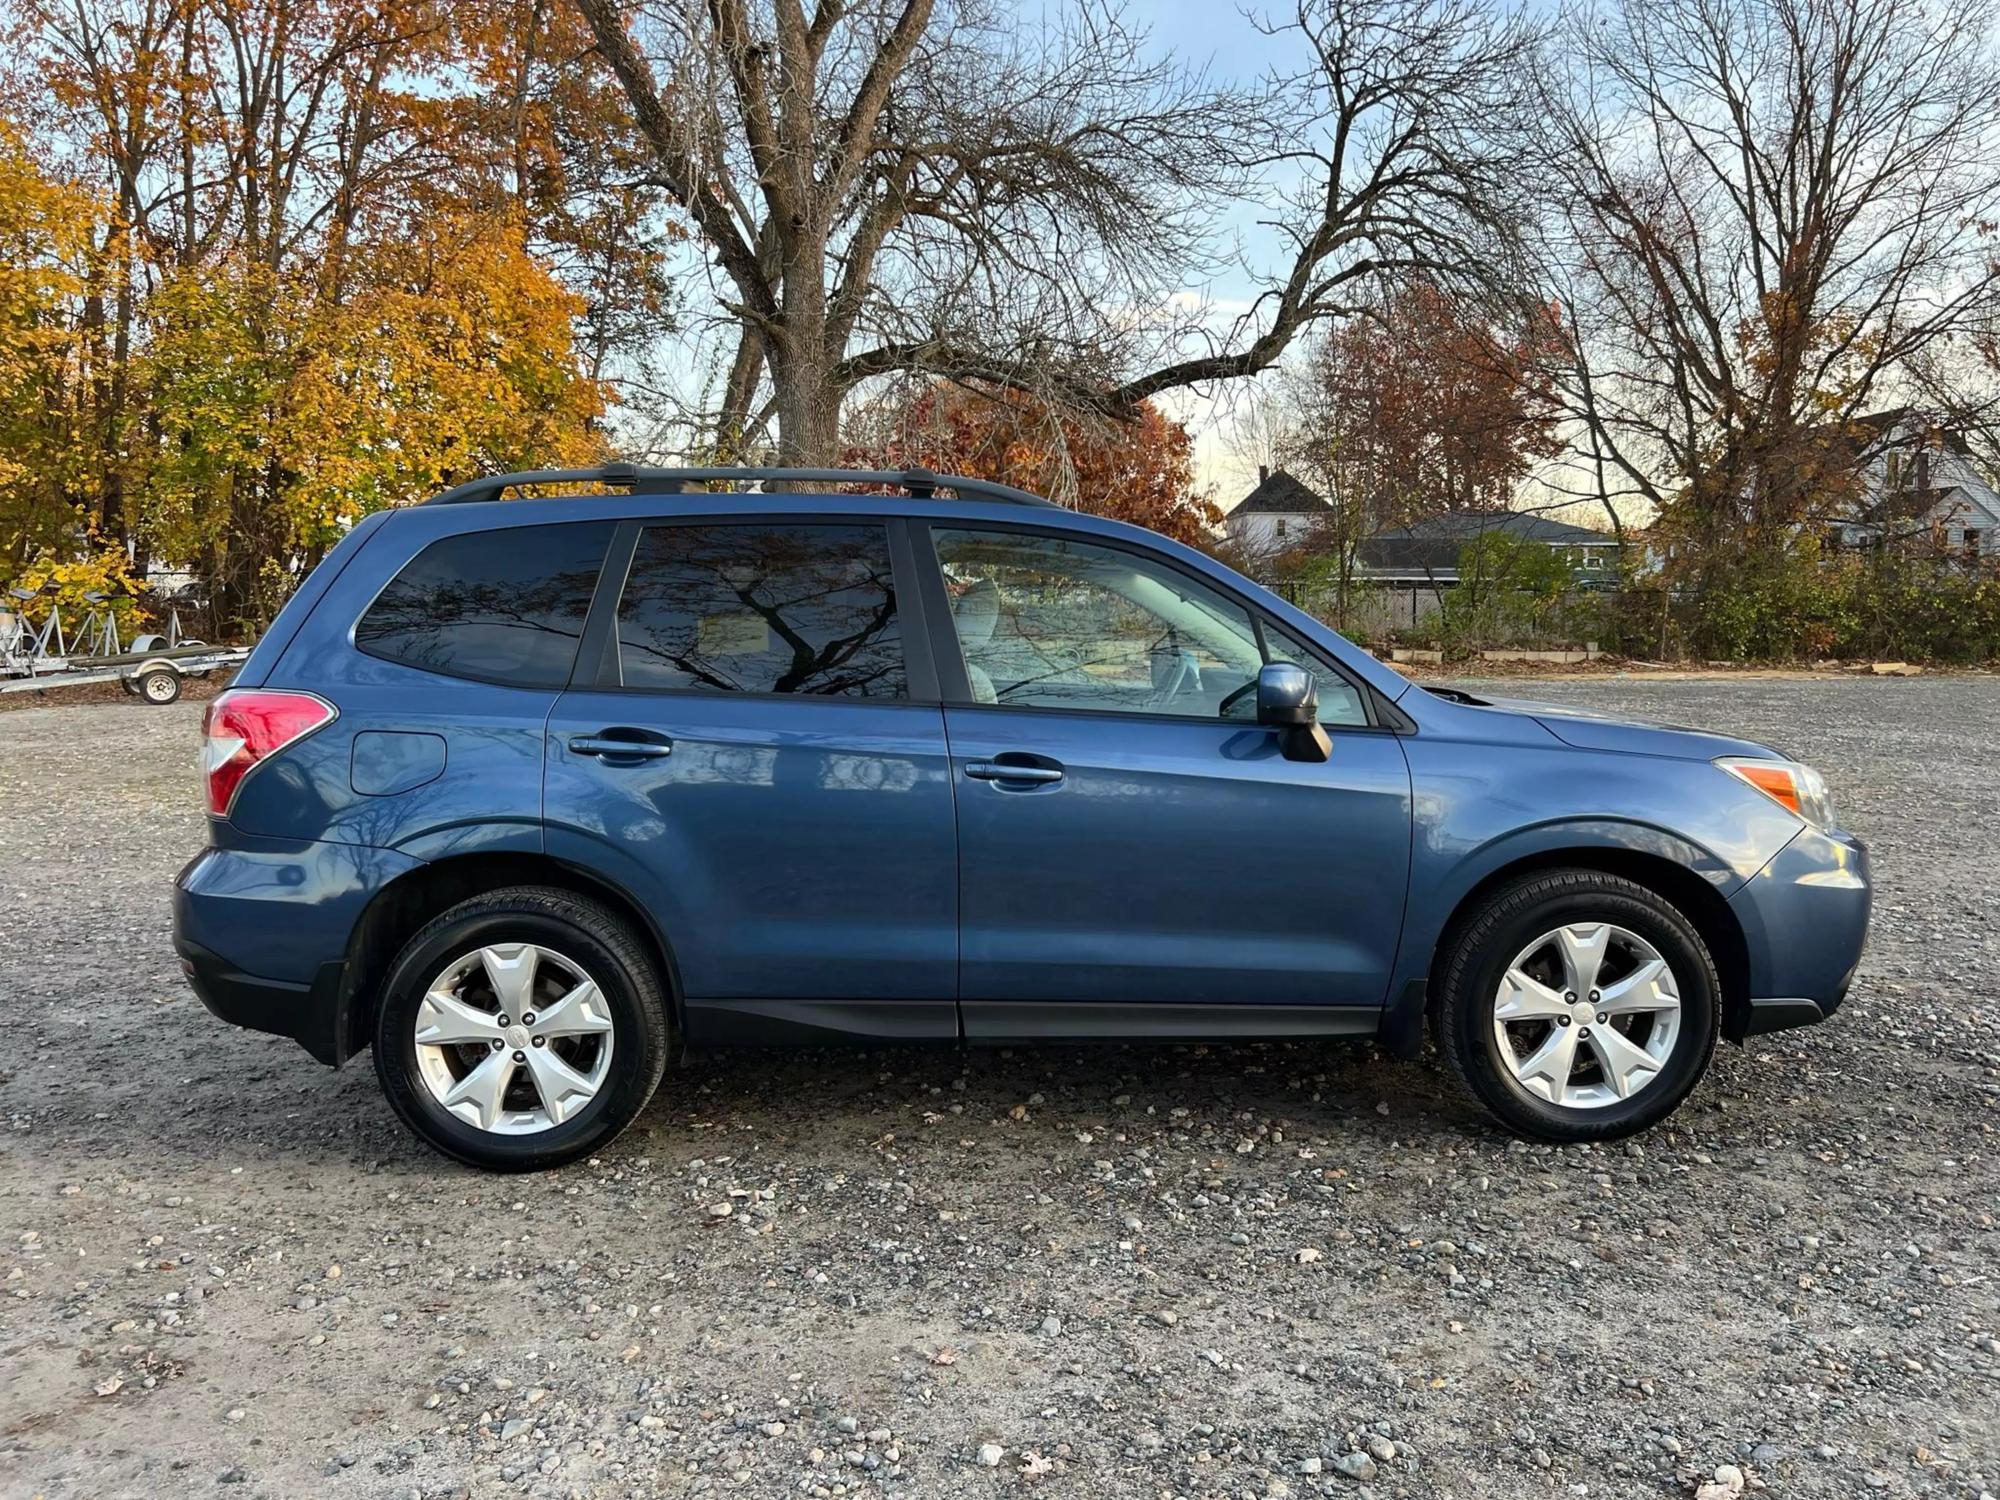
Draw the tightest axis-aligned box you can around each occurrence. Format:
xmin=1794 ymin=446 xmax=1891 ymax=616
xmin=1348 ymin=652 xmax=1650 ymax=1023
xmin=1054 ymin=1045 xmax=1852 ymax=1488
xmin=964 ymin=761 xmax=1063 ymax=784
xmin=570 ymin=732 xmax=673 ymax=761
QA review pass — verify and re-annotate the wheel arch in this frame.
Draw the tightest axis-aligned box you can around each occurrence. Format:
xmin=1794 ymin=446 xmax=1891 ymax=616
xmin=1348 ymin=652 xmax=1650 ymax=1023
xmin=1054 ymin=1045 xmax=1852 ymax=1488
xmin=1424 ymin=846 xmax=1751 ymax=1046
xmin=331 ymin=851 xmax=683 ymax=1066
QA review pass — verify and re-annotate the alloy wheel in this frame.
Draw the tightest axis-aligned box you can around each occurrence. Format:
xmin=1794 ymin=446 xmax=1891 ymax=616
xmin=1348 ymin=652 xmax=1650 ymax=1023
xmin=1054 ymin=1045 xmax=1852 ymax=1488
xmin=412 ymin=943 xmax=616 ymax=1134
xmin=1490 ymin=922 xmax=1682 ymax=1109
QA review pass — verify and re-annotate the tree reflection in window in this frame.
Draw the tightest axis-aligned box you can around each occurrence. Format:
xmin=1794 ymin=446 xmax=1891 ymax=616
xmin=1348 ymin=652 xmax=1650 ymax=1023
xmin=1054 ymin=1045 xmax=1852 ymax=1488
xmin=355 ymin=522 xmax=614 ymax=687
xmin=616 ymin=524 xmax=906 ymax=697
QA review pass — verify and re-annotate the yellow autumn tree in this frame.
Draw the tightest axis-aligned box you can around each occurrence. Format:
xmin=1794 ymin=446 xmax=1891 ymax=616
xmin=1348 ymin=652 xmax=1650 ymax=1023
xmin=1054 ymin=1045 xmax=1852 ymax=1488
xmin=3 ymin=0 xmax=667 ymax=635
xmin=141 ymin=213 xmax=609 ymax=626
xmin=279 ymin=215 xmax=611 ymax=540
xmin=0 ymin=121 xmax=97 ymax=559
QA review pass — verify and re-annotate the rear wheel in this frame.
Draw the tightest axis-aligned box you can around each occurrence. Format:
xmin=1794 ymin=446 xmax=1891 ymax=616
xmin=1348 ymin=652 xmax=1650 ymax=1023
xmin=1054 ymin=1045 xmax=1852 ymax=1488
xmin=373 ymin=887 xmax=670 ymax=1171
xmin=1433 ymin=869 xmax=1720 ymax=1141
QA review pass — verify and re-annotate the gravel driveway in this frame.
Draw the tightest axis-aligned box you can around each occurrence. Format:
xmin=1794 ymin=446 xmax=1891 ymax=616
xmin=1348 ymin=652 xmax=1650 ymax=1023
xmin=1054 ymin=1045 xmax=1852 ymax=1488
xmin=2 ymin=676 xmax=1995 ymax=1500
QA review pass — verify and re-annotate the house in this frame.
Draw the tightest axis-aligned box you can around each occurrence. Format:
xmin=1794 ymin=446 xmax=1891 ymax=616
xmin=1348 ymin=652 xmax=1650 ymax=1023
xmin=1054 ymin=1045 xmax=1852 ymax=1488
xmin=1357 ymin=511 xmax=1622 ymax=585
xmin=1823 ymin=410 xmax=2000 ymax=559
xmin=1223 ymin=467 xmax=1335 ymax=561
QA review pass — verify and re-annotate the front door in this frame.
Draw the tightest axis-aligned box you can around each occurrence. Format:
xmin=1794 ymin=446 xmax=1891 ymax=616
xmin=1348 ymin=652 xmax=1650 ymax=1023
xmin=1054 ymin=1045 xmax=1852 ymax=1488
xmin=921 ymin=524 xmax=1412 ymax=1029
xmin=545 ymin=517 xmax=958 ymax=1039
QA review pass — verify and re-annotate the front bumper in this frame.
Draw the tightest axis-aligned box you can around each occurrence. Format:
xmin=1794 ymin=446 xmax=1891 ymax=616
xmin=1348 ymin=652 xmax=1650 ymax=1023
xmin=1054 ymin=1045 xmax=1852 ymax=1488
xmin=172 ymin=835 xmax=423 ymax=1065
xmin=1725 ymin=825 xmax=1870 ymax=1041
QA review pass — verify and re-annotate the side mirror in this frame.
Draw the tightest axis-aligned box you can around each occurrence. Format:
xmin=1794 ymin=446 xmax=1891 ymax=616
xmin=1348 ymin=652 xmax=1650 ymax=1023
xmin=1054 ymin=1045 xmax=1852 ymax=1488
xmin=1256 ymin=661 xmax=1331 ymax=763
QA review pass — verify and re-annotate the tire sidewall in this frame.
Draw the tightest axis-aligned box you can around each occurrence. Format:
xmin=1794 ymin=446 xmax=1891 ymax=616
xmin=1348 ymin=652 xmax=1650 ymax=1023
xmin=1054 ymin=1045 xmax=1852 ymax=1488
xmin=1451 ymin=882 xmax=1719 ymax=1138
xmin=374 ymin=904 xmax=660 ymax=1171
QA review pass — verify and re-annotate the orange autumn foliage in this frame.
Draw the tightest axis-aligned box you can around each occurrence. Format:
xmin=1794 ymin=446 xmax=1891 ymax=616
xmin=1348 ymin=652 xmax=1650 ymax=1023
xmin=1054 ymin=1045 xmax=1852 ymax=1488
xmin=847 ymin=385 xmax=1221 ymax=547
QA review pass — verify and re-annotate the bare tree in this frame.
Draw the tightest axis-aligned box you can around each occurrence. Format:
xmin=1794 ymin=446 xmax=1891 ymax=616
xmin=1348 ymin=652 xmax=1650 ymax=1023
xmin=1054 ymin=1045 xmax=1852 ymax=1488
xmin=1535 ymin=0 xmax=2000 ymax=554
xmin=568 ymin=0 xmax=1540 ymax=464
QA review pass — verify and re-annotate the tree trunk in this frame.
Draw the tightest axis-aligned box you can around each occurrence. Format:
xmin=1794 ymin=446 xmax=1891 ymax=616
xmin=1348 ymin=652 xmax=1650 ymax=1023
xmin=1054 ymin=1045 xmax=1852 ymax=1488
xmin=770 ymin=231 xmax=839 ymax=467
xmin=715 ymin=323 xmax=765 ymax=460
xmin=771 ymin=347 xmax=841 ymax=468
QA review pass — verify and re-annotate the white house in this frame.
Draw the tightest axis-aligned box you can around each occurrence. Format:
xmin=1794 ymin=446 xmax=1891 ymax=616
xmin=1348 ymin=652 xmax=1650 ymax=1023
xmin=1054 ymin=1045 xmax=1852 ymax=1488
xmin=1827 ymin=410 xmax=2000 ymax=558
xmin=1222 ymin=467 xmax=1335 ymax=561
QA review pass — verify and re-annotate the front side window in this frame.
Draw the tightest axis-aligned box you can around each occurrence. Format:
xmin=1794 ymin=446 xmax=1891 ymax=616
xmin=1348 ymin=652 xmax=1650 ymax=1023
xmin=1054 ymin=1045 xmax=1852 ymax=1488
xmin=614 ymin=523 xmax=906 ymax=697
xmin=1257 ymin=617 xmax=1370 ymax=728
xmin=355 ymin=521 xmax=615 ymax=687
xmin=932 ymin=526 xmax=1368 ymax=725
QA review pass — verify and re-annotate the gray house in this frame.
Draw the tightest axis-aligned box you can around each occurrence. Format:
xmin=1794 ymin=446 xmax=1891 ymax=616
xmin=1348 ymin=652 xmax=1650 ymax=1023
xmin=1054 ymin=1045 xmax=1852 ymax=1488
xmin=1825 ymin=411 xmax=2000 ymax=558
xmin=1356 ymin=511 xmax=1621 ymax=585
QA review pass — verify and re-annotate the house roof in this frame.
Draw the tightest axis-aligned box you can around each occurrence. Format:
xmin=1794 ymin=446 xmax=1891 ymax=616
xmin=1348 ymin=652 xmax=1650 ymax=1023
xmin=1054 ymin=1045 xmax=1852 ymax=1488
xmin=1357 ymin=511 xmax=1618 ymax=578
xmin=1368 ymin=511 xmax=1614 ymax=546
xmin=1230 ymin=469 xmax=1332 ymax=515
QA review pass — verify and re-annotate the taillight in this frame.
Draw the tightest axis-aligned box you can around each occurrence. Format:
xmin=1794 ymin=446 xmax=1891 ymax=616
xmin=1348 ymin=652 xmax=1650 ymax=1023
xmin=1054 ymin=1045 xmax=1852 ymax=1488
xmin=202 ymin=689 xmax=337 ymax=816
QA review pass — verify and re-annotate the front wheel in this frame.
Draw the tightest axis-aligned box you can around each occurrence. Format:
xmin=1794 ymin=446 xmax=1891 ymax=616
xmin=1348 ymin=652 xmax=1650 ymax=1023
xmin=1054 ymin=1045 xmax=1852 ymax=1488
xmin=373 ymin=887 xmax=670 ymax=1171
xmin=1433 ymin=869 xmax=1721 ymax=1141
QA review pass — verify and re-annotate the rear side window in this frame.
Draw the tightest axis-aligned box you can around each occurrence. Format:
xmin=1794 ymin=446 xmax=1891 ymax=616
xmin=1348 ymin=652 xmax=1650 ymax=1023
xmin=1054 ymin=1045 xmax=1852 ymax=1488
xmin=614 ymin=523 xmax=906 ymax=698
xmin=355 ymin=521 xmax=615 ymax=686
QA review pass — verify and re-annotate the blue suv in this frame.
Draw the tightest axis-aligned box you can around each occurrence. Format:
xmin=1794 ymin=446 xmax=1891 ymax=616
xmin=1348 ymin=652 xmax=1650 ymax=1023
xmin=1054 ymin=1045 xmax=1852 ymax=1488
xmin=173 ymin=466 xmax=1870 ymax=1170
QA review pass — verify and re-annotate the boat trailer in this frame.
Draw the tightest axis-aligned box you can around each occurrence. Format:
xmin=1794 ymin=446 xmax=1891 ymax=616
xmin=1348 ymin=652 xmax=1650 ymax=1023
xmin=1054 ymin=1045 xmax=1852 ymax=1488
xmin=1 ymin=592 xmax=248 ymax=704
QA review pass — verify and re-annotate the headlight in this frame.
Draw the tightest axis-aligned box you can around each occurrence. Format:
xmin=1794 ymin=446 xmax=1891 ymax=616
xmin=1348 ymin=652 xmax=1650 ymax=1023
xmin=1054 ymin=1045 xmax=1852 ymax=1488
xmin=1715 ymin=756 xmax=1839 ymax=830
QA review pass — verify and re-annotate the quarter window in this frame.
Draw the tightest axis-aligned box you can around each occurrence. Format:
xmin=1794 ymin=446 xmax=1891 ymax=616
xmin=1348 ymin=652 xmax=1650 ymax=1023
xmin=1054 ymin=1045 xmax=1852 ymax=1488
xmin=355 ymin=521 xmax=615 ymax=687
xmin=614 ymin=523 xmax=906 ymax=697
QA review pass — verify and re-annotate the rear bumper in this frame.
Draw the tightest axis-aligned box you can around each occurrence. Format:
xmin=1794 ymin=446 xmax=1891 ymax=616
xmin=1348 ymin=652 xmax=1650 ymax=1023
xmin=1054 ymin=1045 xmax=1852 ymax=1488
xmin=172 ymin=835 xmax=422 ymax=1065
xmin=1725 ymin=826 xmax=1870 ymax=1041
xmin=1737 ymin=993 xmax=1845 ymax=1038
xmin=175 ymin=937 xmax=347 ymax=1064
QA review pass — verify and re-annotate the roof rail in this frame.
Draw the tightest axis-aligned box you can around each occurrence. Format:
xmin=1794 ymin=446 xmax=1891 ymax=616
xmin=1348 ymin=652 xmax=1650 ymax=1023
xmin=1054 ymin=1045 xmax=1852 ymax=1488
xmin=421 ymin=464 xmax=1055 ymax=508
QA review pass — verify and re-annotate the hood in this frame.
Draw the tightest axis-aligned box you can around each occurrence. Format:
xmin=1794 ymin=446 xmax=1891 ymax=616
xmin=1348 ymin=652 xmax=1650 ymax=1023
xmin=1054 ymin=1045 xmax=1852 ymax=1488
xmin=1426 ymin=687 xmax=1786 ymax=762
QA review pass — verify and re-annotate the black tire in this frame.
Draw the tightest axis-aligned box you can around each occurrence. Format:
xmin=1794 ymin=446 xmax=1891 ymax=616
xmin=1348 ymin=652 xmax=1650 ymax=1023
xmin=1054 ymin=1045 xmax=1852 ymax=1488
xmin=1432 ymin=869 xmax=1721 ymax=1142
xmin=373 ymin=886 xmax=670 ymax=1171
xmin=135 ymin=668 xmax=180 ymax=704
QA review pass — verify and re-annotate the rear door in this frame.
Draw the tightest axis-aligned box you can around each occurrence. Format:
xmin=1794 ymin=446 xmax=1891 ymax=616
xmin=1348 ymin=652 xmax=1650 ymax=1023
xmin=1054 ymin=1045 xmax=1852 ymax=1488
xmin=544 ymin=516 xmax=959 ymax=1040
xmin=916 ymin=522 xmax=1412 ymax=1031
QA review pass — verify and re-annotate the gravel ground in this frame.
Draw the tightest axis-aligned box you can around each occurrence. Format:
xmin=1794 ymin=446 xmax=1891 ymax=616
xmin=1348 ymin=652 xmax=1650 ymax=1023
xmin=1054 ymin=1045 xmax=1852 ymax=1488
xmin=1 ymin=676 xmax=1995 ymax=1500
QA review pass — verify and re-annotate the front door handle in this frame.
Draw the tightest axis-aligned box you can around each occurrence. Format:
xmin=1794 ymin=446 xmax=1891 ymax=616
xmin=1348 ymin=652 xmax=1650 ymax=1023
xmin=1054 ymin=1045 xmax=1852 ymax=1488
xmin=570 ymin=732 xmax=673 ymax=761
xmin=965 ymin=761 xmax=1063 ymax=784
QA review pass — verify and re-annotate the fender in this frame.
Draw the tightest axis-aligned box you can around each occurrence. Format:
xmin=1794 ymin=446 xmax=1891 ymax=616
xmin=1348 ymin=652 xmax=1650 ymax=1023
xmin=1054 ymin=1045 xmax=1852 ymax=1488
xmin=390 ymin=817 xmax=546 ymax=862
xmin=1376 ymin=816 xmax=1735 ymax=1059
xmin=329 ymin=842 xmax=688 ymax=1066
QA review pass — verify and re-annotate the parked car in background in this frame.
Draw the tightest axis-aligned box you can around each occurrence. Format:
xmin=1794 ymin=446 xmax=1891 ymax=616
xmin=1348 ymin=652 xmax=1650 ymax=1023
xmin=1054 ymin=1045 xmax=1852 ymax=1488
xmin=173 ymin=466 xmax=1870 ymax=1171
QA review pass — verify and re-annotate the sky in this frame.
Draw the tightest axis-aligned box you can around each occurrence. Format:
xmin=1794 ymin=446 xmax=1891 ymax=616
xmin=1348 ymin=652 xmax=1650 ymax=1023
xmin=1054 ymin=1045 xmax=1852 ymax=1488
xmin=1111 ymin=0 xmax=1304 ymax=505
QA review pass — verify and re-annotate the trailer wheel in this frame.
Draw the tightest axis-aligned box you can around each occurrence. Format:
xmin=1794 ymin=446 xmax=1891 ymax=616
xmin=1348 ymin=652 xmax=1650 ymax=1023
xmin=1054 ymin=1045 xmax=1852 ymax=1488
xmin=136 ymin=668 xmax=181 ymax=705
xmin=119 ymin=676 xmax=142 ymax=696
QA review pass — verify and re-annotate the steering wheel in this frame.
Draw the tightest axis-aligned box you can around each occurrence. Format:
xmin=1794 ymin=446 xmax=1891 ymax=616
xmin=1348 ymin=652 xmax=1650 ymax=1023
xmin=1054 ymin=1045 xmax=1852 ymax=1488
xmin=1144 ymin=647 xmax=1197 ymax=708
